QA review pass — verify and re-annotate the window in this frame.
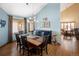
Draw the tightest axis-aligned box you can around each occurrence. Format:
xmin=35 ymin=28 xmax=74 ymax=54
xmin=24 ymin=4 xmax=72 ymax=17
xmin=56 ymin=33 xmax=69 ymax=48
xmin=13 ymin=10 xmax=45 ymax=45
xmin=61 ymin=22 xmax=75 ymax=31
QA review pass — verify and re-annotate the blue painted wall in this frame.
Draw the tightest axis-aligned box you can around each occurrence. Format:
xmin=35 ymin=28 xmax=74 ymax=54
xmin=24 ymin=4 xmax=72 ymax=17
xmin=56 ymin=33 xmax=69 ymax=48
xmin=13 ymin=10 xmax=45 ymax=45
xmin=36 ymin=3 xmax=61 ymax=43
xmin=36 ymin=3 xmax=60 ymax=32
xmin=0 ymin=8 xmax=8 ymax=47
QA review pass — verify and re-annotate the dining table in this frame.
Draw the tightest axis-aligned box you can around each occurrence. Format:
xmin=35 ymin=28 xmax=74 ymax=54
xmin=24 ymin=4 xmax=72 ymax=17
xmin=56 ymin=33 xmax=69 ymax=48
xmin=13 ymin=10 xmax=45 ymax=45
xmin=27 ymin=35 xmax=43 ymax=47
xmin=19 ymin=33 xmax=43 ymax=46
xmin=20 ymin=34 xmax=48 ymax=55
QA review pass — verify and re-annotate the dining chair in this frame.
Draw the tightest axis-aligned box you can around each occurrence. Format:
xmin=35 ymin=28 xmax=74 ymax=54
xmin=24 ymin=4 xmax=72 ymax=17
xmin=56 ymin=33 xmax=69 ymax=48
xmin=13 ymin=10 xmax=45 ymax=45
xmin=21 ymin=36 xmax=34 ymax=55
xmin=15 ymin=33 xmax=22 ymax=53
xmin=74 ymin=28 xmax=79 ymax=40
xmin=19 ymin=31 xmax=24 ymax=34
xmin=37 ymin=35 xmax=49 ymax=56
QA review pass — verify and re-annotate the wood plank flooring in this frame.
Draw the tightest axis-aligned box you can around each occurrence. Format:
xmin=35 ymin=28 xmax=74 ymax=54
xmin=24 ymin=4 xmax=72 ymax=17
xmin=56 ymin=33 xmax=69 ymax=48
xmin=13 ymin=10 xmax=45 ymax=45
xmin=0 ymin=36 xmax=79 ymax=56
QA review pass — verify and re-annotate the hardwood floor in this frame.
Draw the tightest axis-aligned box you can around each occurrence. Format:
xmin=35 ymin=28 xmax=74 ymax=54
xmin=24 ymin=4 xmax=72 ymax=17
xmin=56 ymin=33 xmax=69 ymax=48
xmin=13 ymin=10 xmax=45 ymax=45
xmin=0 ymin=36 xmax=79 ymax=56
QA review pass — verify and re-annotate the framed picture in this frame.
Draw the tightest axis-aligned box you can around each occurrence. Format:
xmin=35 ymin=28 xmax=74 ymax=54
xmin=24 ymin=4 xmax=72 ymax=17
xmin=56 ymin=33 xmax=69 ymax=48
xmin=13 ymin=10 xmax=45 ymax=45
xmin=0 ymin=19 xmax=6 ymax=28
xmin=43 ymin=17 xmax=50 ymax=28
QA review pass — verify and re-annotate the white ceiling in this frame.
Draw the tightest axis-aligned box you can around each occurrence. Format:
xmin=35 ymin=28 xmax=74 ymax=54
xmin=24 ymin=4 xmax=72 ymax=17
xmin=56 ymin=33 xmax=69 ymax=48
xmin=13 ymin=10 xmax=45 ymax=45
xmin=0 ymin=3 xmax=47 ymax=17
xmin=60 ymin=3 xmax=73 ymax=12
xmin=0 ymin=3 xmax=74 ymax=17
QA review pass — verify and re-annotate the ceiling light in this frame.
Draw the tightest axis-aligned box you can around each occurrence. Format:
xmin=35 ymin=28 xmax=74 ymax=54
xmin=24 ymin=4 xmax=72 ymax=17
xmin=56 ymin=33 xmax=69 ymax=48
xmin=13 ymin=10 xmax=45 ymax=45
xmin=26 ymin=3 xmax=29 ymax=5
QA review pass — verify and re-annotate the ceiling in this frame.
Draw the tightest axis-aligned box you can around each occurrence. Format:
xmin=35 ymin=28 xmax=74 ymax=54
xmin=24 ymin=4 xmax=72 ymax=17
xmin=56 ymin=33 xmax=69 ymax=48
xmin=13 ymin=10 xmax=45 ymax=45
xmin=60 ymin=3 xmax=73 ymax=12
xmin=0 ymin=3 xmax=47 ymax=17
xmin=0 ymin=3 xmax=74 ymax=17
xmin=61 ymin=4 xmax=79 ymax=22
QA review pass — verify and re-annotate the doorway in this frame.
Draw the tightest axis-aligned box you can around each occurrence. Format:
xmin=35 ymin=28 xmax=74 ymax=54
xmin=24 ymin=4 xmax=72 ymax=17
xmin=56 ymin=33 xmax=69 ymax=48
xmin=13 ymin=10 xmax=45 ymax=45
xmin=12 ymin=18 xmax=25 ymax=41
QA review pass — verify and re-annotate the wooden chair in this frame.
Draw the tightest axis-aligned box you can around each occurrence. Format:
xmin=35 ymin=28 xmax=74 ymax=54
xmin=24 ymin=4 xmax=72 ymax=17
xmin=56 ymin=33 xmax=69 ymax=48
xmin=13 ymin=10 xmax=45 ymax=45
xmin=37 ymin=35 xmax=49 ymax=56
xmin=19 ymin=31 xmax=24 ymax=34
xmin=21 ymin=36 xmax=34 ymax=55
xmin=74 ymin=28 xmax=79 ymax=40
xmin=15 ymin=33 xmax=22 ymax=53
